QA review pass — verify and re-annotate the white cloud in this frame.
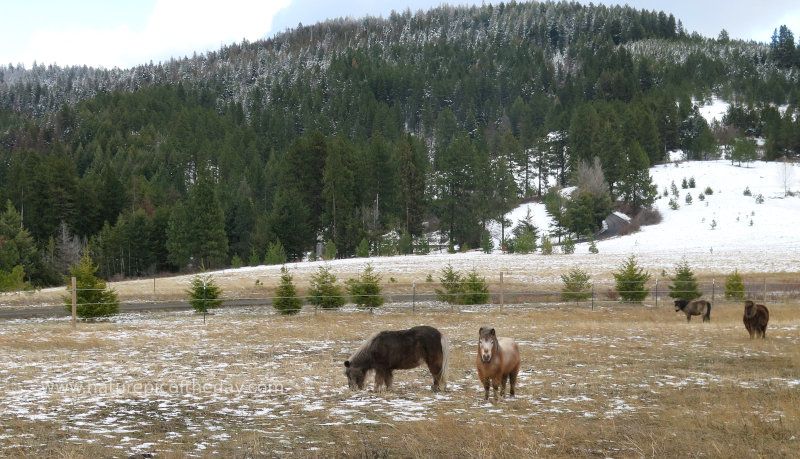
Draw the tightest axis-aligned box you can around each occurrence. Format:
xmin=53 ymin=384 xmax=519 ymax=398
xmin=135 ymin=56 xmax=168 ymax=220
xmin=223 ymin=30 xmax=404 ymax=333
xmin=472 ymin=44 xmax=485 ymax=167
xmin=21 ymin=0 xmax=291 ymax=69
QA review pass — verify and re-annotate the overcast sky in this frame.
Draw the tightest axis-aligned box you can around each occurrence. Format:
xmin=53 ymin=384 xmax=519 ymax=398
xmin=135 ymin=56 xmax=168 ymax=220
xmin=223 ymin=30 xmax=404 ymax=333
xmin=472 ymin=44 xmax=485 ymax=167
xmin=2 ymin=0 xmax=799 ymax=70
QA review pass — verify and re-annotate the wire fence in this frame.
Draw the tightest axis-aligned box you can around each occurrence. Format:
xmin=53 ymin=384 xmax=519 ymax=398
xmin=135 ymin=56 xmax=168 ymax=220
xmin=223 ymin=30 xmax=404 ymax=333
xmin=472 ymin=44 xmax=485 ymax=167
xmin=59 ymin=275 xmax=800 ymax=319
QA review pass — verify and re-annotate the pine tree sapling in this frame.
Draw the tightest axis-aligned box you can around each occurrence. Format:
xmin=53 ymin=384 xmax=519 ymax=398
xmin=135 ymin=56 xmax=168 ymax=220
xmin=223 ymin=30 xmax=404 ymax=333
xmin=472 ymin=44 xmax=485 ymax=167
xmin=612 ymin=255 xmax=651 ymax=302
xmin=265 ymin=239 xmax=287 ymax=265
xmin=308 ymin=265 xmax=345 ymax=309
xmin=323 ymin=239 xmax=337 ymax=260
xmin=273 ymin=267 xmax=302 ymax=315
xmin=356 ymin=237 xmax=370 ymax=258
xmin=461 ymin=268 xmax=489 ymax=305
xmin=724 ymin=269 xmax=746 ymax=301
xmin=346 ymin=264 xmax=384 ymax=309
xmin=63 ymin=251 xmax=120 ymax=318
xmin=562 ymin=236 xmax=576 ymax=254
xmin=435 ymin=264 xmax=464 ymax=305
xmin=668 ymin=258 xmax=701 ymax=301
xmin=540 ymin=235 xmax=554 ymax=255
xmin=561 ymin=267 xmax=592 ymax=303
xmin=187 ymin=273 xmax=223 ymax=313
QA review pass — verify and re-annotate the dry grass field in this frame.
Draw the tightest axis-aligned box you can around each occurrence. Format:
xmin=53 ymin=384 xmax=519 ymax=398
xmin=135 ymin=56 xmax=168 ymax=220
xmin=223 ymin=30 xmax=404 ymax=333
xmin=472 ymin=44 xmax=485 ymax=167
xmin=1 ymin=300 xmax=798 ymax=458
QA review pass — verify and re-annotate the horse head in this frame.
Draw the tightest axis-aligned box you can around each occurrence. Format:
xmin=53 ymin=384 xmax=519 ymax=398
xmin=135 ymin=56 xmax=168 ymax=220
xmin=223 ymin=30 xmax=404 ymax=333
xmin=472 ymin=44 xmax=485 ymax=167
xmin=478 ymin=327 xmax=497 ymax=363
xmin=344 ymin=360 xmax=366 ymax=390
xmin=674 ymin=299 xmax=687 ymax=312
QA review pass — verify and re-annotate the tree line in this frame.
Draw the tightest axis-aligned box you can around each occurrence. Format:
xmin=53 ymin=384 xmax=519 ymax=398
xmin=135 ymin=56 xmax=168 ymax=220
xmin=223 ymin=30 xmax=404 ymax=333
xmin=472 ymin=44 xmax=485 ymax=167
xmin=2 ymin=2 xmax=800 ymax=288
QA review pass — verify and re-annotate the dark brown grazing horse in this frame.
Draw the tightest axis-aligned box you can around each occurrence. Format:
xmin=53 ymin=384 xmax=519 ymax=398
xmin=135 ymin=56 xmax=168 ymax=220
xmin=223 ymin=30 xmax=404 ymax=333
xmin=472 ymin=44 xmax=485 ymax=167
xmin=344 ymin=325 xmax=449 ymax=392
xmin=674 ymin=298 xmax=712 ymax=322
xmin=743 ymin=300 xmax=769 ymax=339
xmin=476 ymin=326 xmax=520 ymax=401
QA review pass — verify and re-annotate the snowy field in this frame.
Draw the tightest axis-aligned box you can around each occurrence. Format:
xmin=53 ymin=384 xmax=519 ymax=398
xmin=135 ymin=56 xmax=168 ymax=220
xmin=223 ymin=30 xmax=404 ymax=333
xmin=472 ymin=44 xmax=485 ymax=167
xmin=1 ymin=304 xmax=798 ymax=457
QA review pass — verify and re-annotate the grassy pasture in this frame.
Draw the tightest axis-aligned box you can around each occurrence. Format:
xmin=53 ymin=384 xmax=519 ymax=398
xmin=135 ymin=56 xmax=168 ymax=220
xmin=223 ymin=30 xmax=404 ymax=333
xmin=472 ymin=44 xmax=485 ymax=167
xmin=0 ymin=301 xmax=798 ymax=458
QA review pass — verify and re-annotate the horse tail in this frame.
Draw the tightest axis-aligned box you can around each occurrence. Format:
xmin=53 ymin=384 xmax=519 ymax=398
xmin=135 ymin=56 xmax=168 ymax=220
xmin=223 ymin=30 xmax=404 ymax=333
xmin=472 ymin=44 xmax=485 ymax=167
xmin=705 ymin=301 xmax=712 ymax=321
xmin=438 ymin=332 xmax=449 ymax=390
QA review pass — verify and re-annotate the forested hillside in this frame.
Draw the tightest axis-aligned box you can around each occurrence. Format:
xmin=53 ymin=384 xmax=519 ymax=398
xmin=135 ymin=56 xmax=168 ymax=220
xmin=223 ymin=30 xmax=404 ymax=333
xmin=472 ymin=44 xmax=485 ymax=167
xmin=1 ymin=1 xmax=800 ymax=287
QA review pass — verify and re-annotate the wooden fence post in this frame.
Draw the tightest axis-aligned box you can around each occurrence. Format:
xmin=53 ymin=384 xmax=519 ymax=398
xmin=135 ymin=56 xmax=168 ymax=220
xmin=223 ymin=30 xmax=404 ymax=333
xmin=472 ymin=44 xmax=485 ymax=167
xmin=71 ymin=276 xmax=77 ymax=328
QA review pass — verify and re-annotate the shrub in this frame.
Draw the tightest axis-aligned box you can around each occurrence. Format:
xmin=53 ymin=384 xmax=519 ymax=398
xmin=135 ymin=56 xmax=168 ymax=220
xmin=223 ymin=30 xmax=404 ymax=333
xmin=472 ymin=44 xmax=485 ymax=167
xmin=755 ymin=193 xmax=764 ymax=204
xmin=724 ymin=269 xmax=746 ymax=301
xmin=743 ymin=186 xmax=751 ymax=196
xmin=230 ymin=254 xmax=244 ymax=269
xmin=612 ymin=255 xmax=651 ymax=303
xmin=681 ymin=177 xmax=689 ymax=189
xmin=63 ymin=252 xmax=120 ymax=318
xmin=689 ymin=176 xmax=696 ymax=188
xmin=346 ymin=264 xmax=384 ymax=309
xmin=667 ymin=257 xmax=701 ymax=301
xmin=561 ymin=267 xmax=592 ymax=303
xmin=670 ymin=181 xmax=679 ymax=196
xmin=705 ymin=186 xmax=714 ymax=195
xmin=0 ymin=265 xmax=30 ymax=293
xmin=187 ymin=273 xmax=223 ymax=313
xmin=685 ymin=193 xmax=693 ymax=205
xmin=308 ymin=265 xmax=345 ymax=309
xmin=273 ymin=267 xmax=302 ymax=315
xmin=698 ymin=193 xmax=705 ymax=201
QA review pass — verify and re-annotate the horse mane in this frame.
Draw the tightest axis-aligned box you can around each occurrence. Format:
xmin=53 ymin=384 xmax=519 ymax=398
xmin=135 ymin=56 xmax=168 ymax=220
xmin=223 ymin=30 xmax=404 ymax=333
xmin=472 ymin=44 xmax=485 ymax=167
xmin=348 ymin=331 xmax=380 ymax=367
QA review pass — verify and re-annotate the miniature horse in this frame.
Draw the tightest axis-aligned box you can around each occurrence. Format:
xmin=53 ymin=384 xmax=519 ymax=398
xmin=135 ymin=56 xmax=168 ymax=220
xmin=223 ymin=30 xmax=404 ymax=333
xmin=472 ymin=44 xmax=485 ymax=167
xmin=476 ymin=326 xmax=520 ymax=401
xmin=674 ymin=298 xmax=712 ymax=322
xmin=344 ymin=325 xmax=449 ymax=392
xmin=743 ymin=300 xmax=769 ymax=339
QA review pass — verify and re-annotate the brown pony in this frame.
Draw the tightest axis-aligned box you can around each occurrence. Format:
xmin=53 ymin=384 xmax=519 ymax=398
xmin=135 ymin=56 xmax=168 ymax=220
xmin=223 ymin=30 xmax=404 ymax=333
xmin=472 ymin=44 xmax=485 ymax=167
xmin=344 ymin=325 xmax=449 ymax=392
xmin=743 ymin=300 xmax=769 ymax=339
xmin=674 ymin=298 xmax=711 ymax=322
xmin=476 ymin=326 xmax=520 ymax=401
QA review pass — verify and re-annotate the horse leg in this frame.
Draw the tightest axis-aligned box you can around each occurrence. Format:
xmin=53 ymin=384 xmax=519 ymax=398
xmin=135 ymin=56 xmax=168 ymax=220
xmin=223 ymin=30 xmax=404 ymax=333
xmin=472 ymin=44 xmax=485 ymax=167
xmin=427 ymin=361 xmax=442 ymax=392
xmin=500 ymin=373 xmax=508 ymax=398
xmin=509 ymin=371 xmax=517 ymax=397
xmin=483 ymin=378 xmax=491 ymax=400
xmin=491 ymin=376 xmax=500 ymax=401
xmin=374 ymin=370 xmax=386 ymax=392
xmin=686 ymin=314 xmax=691 ymax=322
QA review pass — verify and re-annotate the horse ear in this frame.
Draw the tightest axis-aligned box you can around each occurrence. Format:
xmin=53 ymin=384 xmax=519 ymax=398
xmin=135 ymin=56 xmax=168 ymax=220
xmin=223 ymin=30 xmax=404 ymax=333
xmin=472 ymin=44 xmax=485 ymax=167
xmin=344 ymin=360 xmax=351 ymax=368
xmin=489 ymin=328 xmax=496 ymax=336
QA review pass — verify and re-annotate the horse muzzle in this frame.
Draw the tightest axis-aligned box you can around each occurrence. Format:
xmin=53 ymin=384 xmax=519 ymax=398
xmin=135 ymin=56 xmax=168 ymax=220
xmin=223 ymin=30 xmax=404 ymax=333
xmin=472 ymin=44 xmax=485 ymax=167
xmin=481 ymin=354 xmax=492 ymax=363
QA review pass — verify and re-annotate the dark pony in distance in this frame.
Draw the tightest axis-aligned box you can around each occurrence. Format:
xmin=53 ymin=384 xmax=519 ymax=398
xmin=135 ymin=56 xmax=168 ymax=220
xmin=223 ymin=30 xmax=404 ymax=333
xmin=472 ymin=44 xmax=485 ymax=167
xmin=743 ymin=300 xmax=769 ymax=339
xmin=344 ymin=325 xmax=449 ymax=392
xmin=674 ymin=298 xmax=711 ymax=322
xmin=476 ymin=326 xmax=520 ymax=401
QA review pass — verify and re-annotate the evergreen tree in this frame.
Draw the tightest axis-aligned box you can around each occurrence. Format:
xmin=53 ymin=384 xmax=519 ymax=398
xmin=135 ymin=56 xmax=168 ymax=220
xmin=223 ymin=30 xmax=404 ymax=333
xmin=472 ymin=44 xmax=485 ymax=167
xmin=346 ymin=264 xmax=384 ymax=309
xmin=724 ymin=269 xmax=746 ymax=301
xmin=356 ymin=237 xmax=370 ymax=258
xmin=308 ymin=265 xmax=345 ymax=309
xmin=63 ymin=251 xmax=120 ymax=318
xmin=435 ymin=264 xmax=465 ymax=305
xmin=264 ymin=239 xmax=287 ymax=265
xmin=561 ymin=267 xmax=592 ymax=303
xmin=613 ymin=255 xmax=651 ymax=302
xmin=668 ymin=257 xmax=701 ymax=301
xmin=273 ymin=267 xmax=302 ymax=315
xmin=187 ymin=273 xmax=223 ymax=313
xmin=461 ymin=268 xmax=490 ymax=305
